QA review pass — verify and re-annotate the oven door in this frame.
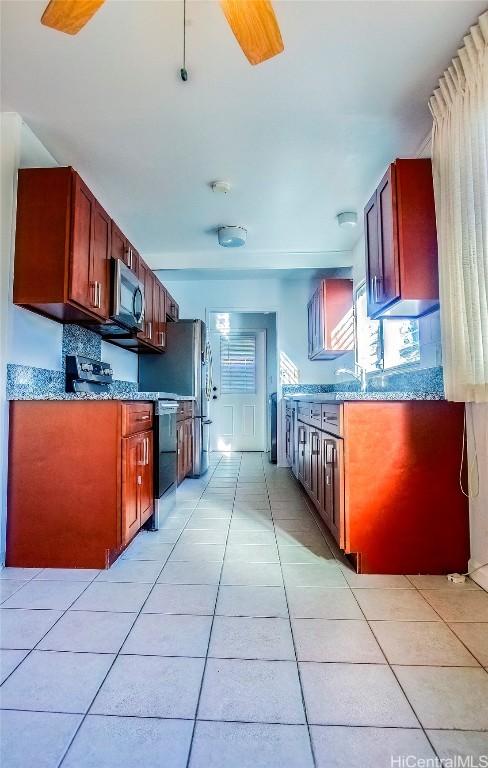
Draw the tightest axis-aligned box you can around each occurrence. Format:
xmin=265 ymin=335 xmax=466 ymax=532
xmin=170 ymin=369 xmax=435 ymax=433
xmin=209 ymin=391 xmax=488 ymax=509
xmin=112 ymin=259 xmax=145 ymax=331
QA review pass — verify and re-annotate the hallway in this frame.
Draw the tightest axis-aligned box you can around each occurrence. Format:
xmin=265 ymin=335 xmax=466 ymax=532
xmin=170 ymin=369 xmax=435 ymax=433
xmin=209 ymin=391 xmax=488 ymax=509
xmin=1 ymin=453 xmax=488 ymax=767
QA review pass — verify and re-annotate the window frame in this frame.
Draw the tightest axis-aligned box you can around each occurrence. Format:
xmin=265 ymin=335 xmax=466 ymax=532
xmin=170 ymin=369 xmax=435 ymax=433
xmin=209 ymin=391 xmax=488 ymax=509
xmin=354 ymin=281 xmax=422 ymax=376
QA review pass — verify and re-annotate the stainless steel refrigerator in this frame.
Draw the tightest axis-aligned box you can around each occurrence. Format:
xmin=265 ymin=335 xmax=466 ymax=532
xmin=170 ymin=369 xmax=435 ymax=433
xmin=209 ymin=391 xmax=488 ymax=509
xmin=139 ymin=320 xmax=212 ymax=477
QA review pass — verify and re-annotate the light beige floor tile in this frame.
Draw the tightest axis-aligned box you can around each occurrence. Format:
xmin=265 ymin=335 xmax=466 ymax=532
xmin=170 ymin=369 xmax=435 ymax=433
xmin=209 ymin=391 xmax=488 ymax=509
xmin=209 ymin=616 xmax=295 ymax=660
xmin=353 ymin=589 xmax=440 ymax=621
xmin=300 ymin=662 xmax=418 ymax=727
xmin=427 ymin=729 xmax=488 ymax=763
xmin=371 ymin=621 xmax=480 ymax=666
xmin=286 ymin=586 xmax=363 ymax=619
xmin=293 ymin=619 xmax=385 ymax=663
xmin=344 ymin=573 xmax=413 ymax=589
xmin=448 ymin=622 xmax=488 ymax=665
xmin=216 ymin=585 xmax=288 ymax=618
xmin=190 ymin=721 xmax=314 ymax=768
xmin=198 ymin=658 xmax=306 ymax=724
xmin=394 ymin=665 xmax=488 ymax=730
xmin=312 ymin=726 xmax=435 ymax=768
xmin=0 ymin=710 xmax=82 ymax=768
xmin=62 ymin=715 xmax=193 ymax=768
xmin=420 ymin=590 xmax=488 ymax=622
xmin=408 ymin=575 xmax=481 ymax=590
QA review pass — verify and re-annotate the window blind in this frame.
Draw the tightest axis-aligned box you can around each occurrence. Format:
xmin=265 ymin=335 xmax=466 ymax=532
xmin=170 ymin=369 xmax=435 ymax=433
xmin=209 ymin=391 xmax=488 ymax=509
xmin=220 ymin=333 xmax=257 ymax=394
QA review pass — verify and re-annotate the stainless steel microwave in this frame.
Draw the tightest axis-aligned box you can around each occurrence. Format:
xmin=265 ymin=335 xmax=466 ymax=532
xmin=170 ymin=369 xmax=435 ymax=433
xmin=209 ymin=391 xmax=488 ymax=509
xmin=111 ymin=259 xmax=145 ymax=331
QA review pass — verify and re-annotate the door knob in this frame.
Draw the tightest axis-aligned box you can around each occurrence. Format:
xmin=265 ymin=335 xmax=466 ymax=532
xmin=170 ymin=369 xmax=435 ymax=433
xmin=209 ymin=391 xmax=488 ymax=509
xmin=212 ymin=395 xmax=218 ymax=400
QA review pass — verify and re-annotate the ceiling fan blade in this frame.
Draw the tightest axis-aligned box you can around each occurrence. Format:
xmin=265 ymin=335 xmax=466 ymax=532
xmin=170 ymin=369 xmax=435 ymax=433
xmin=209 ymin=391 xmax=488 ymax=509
xmin=41 ymin=0 xmax=105 ymax=35
xmin=220 ymin=0 xmax=284 ymax=65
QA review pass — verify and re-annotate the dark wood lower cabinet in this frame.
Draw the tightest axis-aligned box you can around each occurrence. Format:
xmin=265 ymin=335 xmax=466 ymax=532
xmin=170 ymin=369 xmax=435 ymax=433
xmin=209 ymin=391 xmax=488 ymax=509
xmin=7 ymin=401 xmax=154 ymax=569
xmin=293 ymin=400 xmax=469 ymax=574
xmin=319 ymin=434 xmax=343 ymax=548
xmin=122 ymin=429 xmax=153 ymax=545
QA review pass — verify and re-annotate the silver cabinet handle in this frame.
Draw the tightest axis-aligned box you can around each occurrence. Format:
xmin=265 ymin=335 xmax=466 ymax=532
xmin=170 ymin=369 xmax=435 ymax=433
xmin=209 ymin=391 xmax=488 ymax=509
xmin=371 ymin=275 xmax=382 ymax=304
xmin=146 ymin=321 xmax=152 ymax=340
xmin=159 ymin=330 xmax=166 ymax=346
xmin=90 ymin=281 xmax=102 ymax=308
xmin=311 ymin=432 xmax=320 ymax=455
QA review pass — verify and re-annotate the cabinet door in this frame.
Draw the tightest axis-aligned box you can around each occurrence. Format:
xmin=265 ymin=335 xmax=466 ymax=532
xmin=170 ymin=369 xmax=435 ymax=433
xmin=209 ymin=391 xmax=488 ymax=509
xmin=307 ymin=299 xmax=313 ymax=359
xmin=297 ymin=424 xmax=307 ymax=484
xmin=166 ymin=292 xmax=179 ymax=322
xmin=139 ymin=431 xmax=154 ymax=526
xmin=69 ymin=173 xmax=95 ymax=311
xmin=111 ymin=221 xmax=127 ymax=264
xmin=377 ymin=165 xmax=400 ymax=309
xmin=154 ymin=281 xmax=167 ymax=351
xmin=365 ymin=190 xmax=381 ymax=317
xmin=309 ymin=430 xmax=321 ymax=506
xmin=91 ymin=202 xmax=111 ymax=319
xmin=321 ymin=436 xmax=342 ymax=546
xmin=121 ymin=433 xmax=142 ymax=545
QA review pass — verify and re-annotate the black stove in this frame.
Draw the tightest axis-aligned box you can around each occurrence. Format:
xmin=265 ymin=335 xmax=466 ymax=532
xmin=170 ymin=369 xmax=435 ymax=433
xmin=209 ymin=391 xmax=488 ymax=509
xmin=65 ymin=355 xmax=113 ymax=394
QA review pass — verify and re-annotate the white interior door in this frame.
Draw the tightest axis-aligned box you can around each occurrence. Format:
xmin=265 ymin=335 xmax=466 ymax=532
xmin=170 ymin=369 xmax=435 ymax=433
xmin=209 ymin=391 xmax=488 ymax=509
xmin=209 ymin=330 xmax=266 ymax=452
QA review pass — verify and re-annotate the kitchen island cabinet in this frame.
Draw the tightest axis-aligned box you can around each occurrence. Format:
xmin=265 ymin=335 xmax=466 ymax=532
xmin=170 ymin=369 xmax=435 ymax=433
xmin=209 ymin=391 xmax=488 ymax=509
xmin=7 ymin=400 xmax=154 ymax=569
xmin=292 ymin=398 xmax=469 ymax=574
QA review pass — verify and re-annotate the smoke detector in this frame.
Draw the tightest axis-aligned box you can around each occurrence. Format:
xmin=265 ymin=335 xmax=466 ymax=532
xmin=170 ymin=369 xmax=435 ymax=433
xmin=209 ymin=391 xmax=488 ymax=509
xmin=211 ymin=181 xmax=231 ymax=194
xmin=218 ymin=226 xmax=247 ymax=248
xmin=337 ymin=211 xmax=358 ymax=228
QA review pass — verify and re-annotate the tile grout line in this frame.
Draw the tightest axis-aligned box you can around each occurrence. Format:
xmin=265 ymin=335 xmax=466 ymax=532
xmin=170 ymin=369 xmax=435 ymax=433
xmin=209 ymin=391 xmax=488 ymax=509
xmin=0 ymin=571 xmax=103 ymax=688
xmin=404 ymin=575 xmax=488 ymax=673
xmin=263 ymin=455 xmax=318 ymax=768
xmin=185 ymin=452 xmax=242 ymax=768
xmin=53 ymin=456 xmax=223 ymax=768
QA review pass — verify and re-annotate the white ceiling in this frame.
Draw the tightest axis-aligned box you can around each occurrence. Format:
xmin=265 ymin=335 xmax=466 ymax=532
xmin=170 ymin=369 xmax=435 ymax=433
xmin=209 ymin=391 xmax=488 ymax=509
xmin=1 ymin=0 xmax=485 ymax=272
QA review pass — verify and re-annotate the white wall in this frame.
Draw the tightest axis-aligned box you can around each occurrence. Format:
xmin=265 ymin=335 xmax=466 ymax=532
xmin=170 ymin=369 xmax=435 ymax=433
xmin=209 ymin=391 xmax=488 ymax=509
xmin=160 ymin=276 xmax=355 ymax=388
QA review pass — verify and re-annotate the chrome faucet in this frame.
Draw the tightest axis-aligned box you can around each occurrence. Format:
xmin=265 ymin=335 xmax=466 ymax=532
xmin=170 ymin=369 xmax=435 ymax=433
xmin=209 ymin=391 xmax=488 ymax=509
xmin=335 ymin=364 xmax=368 ymax=392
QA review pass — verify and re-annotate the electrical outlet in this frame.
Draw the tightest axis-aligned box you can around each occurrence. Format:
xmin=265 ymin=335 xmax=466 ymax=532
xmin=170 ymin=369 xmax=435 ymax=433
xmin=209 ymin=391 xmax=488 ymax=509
xmin=447 ymin=573 xmax=466 ymax=584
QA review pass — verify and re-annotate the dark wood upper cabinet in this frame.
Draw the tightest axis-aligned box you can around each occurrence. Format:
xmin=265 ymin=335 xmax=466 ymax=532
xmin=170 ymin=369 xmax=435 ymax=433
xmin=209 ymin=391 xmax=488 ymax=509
xmin=166 ymin=291 xmax=180 ymax=322
xmin=13 ymin=166 xmax=176 ymax=351
xmin=14 ymin=167 xmax=111 ymax=324
xmin=307 ymin=279 xmax=354 ymax=360
xmin=365 ymin=158 xmax=439 ymax=319
xmin=154 ymin=281 xmax=167 ymax=351
xmin=111 ymin=221 xmax=139 ymax=275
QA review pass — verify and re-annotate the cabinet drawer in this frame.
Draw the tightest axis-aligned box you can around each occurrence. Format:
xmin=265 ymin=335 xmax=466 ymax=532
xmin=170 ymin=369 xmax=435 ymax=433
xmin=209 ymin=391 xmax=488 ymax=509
xmin=321 ymin=404 xmax=341 ymax=436
xmin=297 ymin=402 xmax=321 ymax=427
xmin=121 ymin=402 xmax=153 ymax=436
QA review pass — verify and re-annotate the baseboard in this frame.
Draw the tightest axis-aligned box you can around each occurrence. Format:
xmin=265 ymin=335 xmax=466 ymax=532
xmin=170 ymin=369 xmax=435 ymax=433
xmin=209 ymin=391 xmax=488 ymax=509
xmin=468 ymin=557 xmax=488 ymax=592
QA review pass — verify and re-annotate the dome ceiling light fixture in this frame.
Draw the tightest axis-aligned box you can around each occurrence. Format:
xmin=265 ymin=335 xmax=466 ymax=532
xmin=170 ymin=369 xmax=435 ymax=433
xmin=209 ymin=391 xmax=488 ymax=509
xmin=211 ymin=181 xmax=232 ymax=194
xmin=218 ymin=226 xmax=247 ymax=248
xmin=337 ymin=211 xmax=358 ymax=228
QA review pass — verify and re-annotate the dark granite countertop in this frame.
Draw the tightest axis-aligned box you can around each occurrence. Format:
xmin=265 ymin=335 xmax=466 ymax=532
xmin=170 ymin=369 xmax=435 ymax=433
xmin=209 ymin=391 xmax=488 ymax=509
xmin=8 ymin=391 xmax=196 ymax=402
xmin=284 ymin=392 xmax=444 ymax=402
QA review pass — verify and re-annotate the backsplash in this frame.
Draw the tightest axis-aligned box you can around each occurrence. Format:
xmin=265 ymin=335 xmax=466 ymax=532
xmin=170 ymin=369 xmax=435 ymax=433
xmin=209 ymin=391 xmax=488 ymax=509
xmin=62 ymin=324 xmax=101 ymax=365
xmin=282 ymin=366 xmax=444 ymax=396
xmin=7 ymin=324 xmax=138 ymax=399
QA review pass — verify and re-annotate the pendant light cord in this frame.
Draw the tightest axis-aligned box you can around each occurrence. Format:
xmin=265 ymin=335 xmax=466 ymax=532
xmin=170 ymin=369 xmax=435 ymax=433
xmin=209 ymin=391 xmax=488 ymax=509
xmin=180 ymin=0 xmax=188 ymax=81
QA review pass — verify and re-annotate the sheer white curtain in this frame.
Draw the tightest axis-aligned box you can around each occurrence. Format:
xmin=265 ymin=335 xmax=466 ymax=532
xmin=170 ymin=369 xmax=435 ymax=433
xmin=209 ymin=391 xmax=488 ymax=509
xmin=429 ymin=10 xmax=488 ymax=402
